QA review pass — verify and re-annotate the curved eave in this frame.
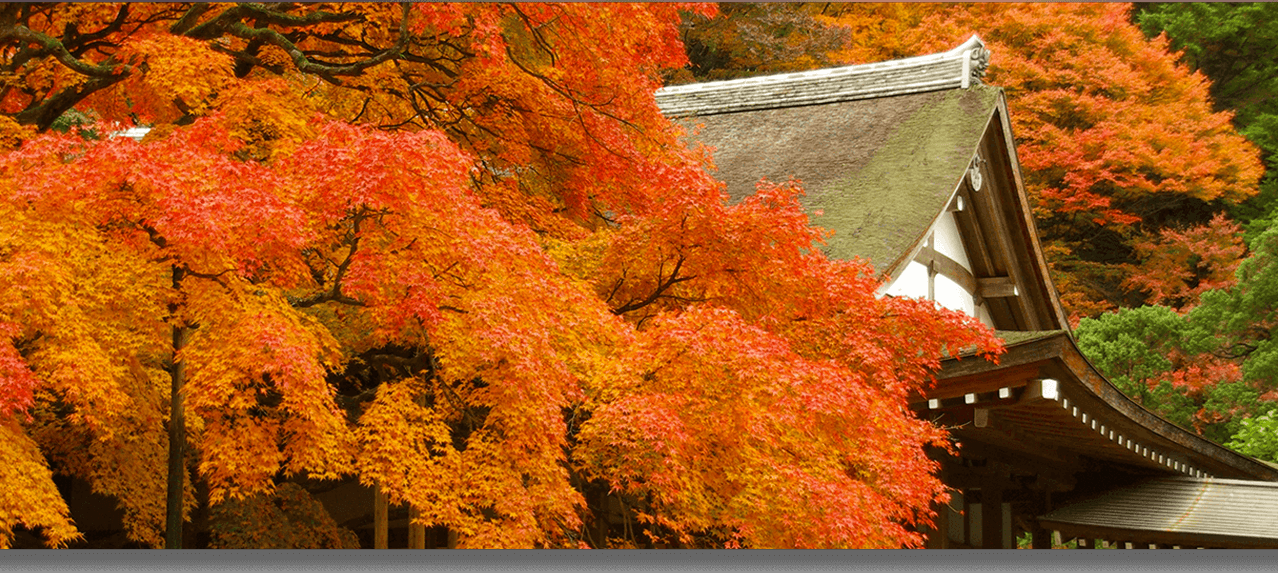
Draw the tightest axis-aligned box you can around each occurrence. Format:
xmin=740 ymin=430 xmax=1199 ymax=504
xmin=989 ymin=97 xmax=1070 ymax=331
xmin=924 ymin=331 xmax=1278 ymax=482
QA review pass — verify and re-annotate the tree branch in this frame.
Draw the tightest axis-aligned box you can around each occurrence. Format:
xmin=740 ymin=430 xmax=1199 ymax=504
xmin=289 ymin=210 xmax=368 ymax=308
xmin=612 ymin=254 xmax=698 ymax=315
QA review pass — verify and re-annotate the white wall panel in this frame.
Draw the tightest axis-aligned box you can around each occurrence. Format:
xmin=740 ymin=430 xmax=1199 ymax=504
xmin=934 ymin=212 xmax=971 ymax=272
xmin=885 ymin=260 xmax=929 ymax=300
xmin=935 ymin=273 xmax=975 ymax=316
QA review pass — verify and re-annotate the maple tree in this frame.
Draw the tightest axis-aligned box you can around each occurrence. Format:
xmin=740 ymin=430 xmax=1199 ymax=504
xmin=669 ymin=2 xmax=848 ymax=84
xmin=0 ymin=2 xmax=1000 ymax=550
xmin=1074 ymin=305 xmax=1257 ymax=445
xmin=1137 ymin=3 xmax=1278 ymax=233
xmin=1077 ymin=209 xmax=1278 ymax=449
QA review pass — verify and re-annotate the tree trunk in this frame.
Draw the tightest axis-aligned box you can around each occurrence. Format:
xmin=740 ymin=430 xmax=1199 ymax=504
xmin=165 ymin=267 xmax=189 ymax=549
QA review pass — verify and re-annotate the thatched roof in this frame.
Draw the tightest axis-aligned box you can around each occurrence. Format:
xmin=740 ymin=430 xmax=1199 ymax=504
xmin=656 ymin=36 xmax=1000 ymax=275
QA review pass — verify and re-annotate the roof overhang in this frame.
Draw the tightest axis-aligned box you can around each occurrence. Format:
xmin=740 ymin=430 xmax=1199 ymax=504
xmin=918 ymin=331 xmax=1278 ymax=483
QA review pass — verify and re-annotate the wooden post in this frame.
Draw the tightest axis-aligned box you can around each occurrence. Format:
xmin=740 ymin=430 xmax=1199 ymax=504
xmin=981 ymin=485 xmax=1004 ymax=549
xmin=408 ymin=506 xmax=425 ymax=549
xmin=1030 ymin=523 xmax=1051 ymax=549
xmin=1031 ymin=490 xmax=1052 ymax=549
xmin=374 ymin=484 xmax=388 ymax=549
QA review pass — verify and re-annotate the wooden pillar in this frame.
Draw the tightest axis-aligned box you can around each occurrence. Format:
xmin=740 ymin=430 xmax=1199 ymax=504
xmin=374 ymin=484 xmax=389 ymax=549
xmin=963 ymin=490 xmax=975 ymax=547
xmin=1030 ymin=491 xmax=1052 ymax=549
xmin=447 ymin=528 xmax=459 ymax=549
xmin=408 ymin=505 xmax=425 ymax=549
xmin=1030 ymin=523 xmax=1051 ymax=549
xmin=981 ymin=485 xmax=1005 ymax=549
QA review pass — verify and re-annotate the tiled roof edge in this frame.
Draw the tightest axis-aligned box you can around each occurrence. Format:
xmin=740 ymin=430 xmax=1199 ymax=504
xmin=657 ymin=34 xmax=990 ymax=117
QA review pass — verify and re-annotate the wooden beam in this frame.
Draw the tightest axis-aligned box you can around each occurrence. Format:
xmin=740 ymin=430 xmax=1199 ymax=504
xmin=978 ymin=276 xmax=1018 ymax=298
xmin=952 ymin=187 xmax=998 ymax=284
xmin=915 ymin=244 xmax=978 ymax=294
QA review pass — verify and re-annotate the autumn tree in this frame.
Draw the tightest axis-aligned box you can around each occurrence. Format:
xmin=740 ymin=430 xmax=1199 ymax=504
xmin=1137 ymin=3 xmax=1278 ymax=234
xmin=1074 ymin=305 xmax=1258 ymax=445
xmin=668 ymin=3 xmax=848 ymax=84
xmin=0 ymin=2 xmax=1000 ymax=550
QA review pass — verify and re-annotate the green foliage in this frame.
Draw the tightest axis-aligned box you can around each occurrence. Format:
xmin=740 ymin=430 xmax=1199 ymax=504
xmin=1201 ymin=381 xmax=1267 ymax=445
xmin=1076 ymin=306 xmax=1198 ymax=427
xmin=1148 ymin=380 xmax=1201 ymax=437
xmin=1076 ymin=304 xmax=1272 ymax=447
xmin=208 ymin=482 xmax=359 ymax=549
xmin=1076 ymin=306 xmax=1182 ymax=373
xmin=48 ymin=109 xmax=98 ymax=136
xmin=1190 ymin=222 xmax=1278 ymax=387
xmin=1228 ymin=410 xmax=1278 ymax=463
xmin=1137 ymin=3 xmax=1278 ymax=137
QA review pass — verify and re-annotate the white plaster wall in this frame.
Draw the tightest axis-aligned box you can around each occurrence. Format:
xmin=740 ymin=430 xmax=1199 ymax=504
xmin=884 ymin=260 xmax=929 ymax=299
xmin=978 ymin=301 xmax=995 ymax=329
xmin=934 ymin=211 xmax=971 ymax=272
xmin=881 ymin=209 xmax=986 ymax=325
xmin=935 ymin=273 xmax=975 ymax=316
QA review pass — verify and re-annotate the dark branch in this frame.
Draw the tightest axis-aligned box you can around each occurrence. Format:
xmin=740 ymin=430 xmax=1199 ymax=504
xmin=289 ymin=210 xmax=369 ymax=308
xmin=612 ymin=254 xmax=698 ymax=315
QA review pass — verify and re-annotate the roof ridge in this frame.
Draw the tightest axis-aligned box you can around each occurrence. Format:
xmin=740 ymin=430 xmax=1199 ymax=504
xmin=656 ymin=35 xmax=990 ymax=117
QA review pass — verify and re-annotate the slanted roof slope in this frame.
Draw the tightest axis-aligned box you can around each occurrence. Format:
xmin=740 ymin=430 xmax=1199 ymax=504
xmin=1040 ymin=477 xmax=1278 ymax=548
xmin=657 ymin=45 xmax=1000 ymax=275
xmin=664 ymin=87 xmax=1001 ymax=274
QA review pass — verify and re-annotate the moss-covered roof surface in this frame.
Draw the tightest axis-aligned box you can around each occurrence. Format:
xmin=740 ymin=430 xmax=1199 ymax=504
xmin=671 ymin=84 xmax=1001 ymax=276
xmin=995 ymin=329 xmax=1066 ymax=347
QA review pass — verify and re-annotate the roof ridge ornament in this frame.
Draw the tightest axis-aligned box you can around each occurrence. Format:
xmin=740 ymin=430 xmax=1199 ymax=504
xmin=956 ymin=34 xmax=991 ymax=88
